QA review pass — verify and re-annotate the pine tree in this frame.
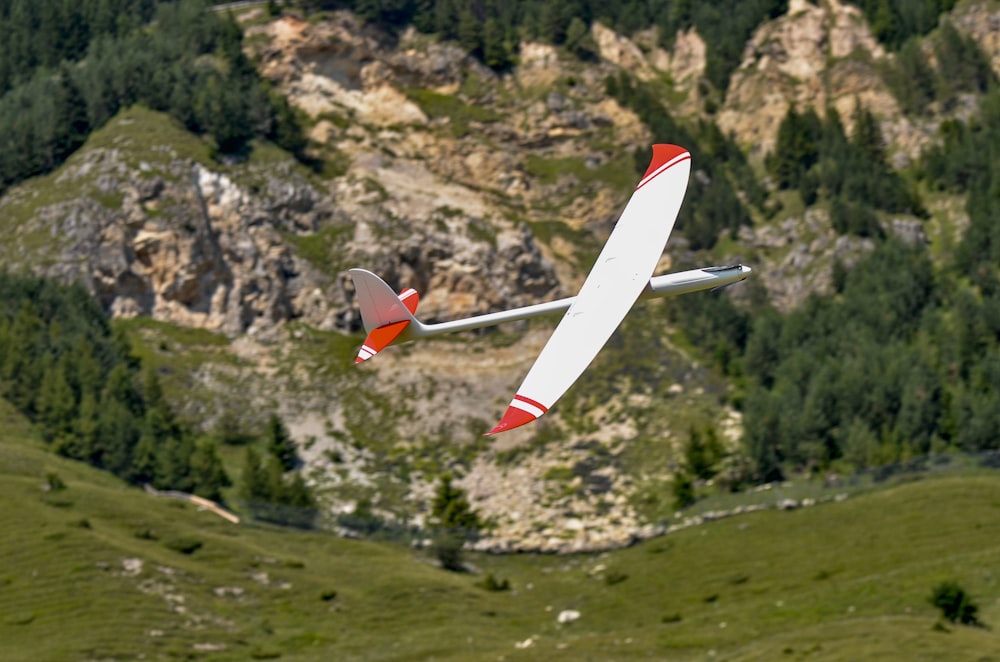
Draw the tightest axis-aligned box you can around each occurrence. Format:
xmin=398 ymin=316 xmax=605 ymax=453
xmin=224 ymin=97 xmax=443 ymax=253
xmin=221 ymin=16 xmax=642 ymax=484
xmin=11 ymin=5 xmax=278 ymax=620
xmin=282 ymin=471 xmax=318 ymax=529
xmin=130 ymin=427 xmax=158 ymax=485
xmin=54 ymin=66 xmax=91 ymax=160
xmin=766 ymin=105 xmax=820 ymax=190
xmin=153 ymin=434 xmax=195 ymax=492
xmin=266 ymin=414 xmax=297 ymax=471
xmin=851 ymin=104 xmax=885 ymax=164
xmin=684 ymin=425 xmax=724 ymax=480
xmin=2 ymin=301 xmax=46 ymax=413
xmin=189 ymin=439 xmax=231 ymax=502
xmin=482 ymin=18 xmax=511 ymax=69
xmin=241 ymin=446 xmax=271 ymax=504
xmin=673 ymin=470 xmax=696 ymax=509
xmin=36 ymin=354 xmax=77 ymax=442
xmin=59 ymin=388 xmax=100 ymax=461
xmin=96 ymin=396 xmax=138 ymax=475
xmin=456 ymin=8 xmax=482 ymax=56
xmin=431 ymin=474 xmax=480 ymax=534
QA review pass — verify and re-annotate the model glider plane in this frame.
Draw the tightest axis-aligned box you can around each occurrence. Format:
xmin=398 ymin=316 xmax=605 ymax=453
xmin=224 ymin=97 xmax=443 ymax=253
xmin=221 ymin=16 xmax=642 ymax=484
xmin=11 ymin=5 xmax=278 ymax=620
xmin=349 ymin=144 xmax=751 ymax=435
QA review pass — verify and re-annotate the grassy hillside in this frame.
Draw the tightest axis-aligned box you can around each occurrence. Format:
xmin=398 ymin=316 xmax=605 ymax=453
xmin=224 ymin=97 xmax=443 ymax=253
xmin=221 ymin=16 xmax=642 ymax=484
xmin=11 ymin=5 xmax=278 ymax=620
xmin=2 ymin=396 xmax=999 ymax=660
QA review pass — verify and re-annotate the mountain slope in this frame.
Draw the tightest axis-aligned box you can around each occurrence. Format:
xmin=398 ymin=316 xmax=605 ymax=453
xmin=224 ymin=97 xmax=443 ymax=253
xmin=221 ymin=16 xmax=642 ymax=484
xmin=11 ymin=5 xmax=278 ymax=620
xmin=2 ymin=403 xmax=999 ymax=660
xmin=2 ymin=0 xmax=1000 ymax=550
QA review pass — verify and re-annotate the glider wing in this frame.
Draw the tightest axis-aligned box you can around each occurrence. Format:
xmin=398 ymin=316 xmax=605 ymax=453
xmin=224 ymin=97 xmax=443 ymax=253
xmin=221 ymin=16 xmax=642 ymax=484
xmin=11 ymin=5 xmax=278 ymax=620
xmin=487 ymin=144 xmax=691 ymax=434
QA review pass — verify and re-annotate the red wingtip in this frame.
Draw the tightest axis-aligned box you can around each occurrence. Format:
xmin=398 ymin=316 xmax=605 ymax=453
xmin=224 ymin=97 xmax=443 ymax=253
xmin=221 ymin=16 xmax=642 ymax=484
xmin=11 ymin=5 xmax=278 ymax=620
xmin=643 ymin=144 xmax=688 ymax=178
xmin=639 ymin=144 xmax=690 ymax=187
xmin=485 ymin=405 xmax=538 ymax=436
xmin=354 ymin=356 xmax=364 ymax=364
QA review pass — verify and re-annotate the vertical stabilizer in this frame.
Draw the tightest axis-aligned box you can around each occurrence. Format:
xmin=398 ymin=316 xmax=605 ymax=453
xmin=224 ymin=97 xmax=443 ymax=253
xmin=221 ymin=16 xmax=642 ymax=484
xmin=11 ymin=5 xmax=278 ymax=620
xmin=349 ymin=269 xmax=419 ymax=364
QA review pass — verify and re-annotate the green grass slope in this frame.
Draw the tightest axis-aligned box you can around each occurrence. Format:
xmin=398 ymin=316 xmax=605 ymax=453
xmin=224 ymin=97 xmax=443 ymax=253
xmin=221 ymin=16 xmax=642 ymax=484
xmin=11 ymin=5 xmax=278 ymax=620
xmin=2 ymin=397 xmax=999 ymax=660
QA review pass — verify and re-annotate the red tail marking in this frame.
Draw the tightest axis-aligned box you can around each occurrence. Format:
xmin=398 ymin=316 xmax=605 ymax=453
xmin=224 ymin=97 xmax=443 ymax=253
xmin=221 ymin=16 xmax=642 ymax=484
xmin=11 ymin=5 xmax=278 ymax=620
xmin=354 ymin=286 xmax=419 ymax=364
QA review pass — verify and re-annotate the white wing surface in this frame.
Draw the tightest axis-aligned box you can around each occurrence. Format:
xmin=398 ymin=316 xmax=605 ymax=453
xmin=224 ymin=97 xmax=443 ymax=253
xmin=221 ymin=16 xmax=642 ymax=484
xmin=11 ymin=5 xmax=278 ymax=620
xmin=487 ymin=144 xmax=691 ymax=434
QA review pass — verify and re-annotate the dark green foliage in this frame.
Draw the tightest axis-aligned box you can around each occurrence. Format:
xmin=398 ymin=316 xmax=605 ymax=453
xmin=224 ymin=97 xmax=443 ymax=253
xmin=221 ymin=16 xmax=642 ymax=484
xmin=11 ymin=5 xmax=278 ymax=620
xmin=766 ymin=106 xmax=821 ymax=191
xmin=684 ymin=425 xmax=724 ymax=481
xmin=240 ymin=445 xmax=319 ymax=529
xmin=0 ymin=273 xmax=229 ymax=499
xmin=932 ymin=22 xmax=995 ymax=105
xmin=923 ymin=87 xmax=1000 ymax=294
xmin=605 ymin=569 xmax=628 ymax=585
xmin=164 ymin=536 xmax=204 ymax=554
xmin=0 ymin=0 xmax=307 ymax=194
xmin=214 ymin=409 xmax=256 ymax=446
xmin=431 ymin=531 xmax=466 ymax=572
xmin=430 ymin=474 xmax=480 ymax=533
xmin=766 ymin=104 xmax=923 ymax=235
xmin=930 ymin=581 xmax=980 ymax=626
xmin=0 ymin=0 xmax=159 ymax=97
xmin=881 ymin=38 xmax=936 ymax=116
xmin=266 ymin=414 xmax=298 ymax=471
xmin=677 ymin=82 xmax=1000 ymax=480
xmin=189 ymin=439 xmax=232 ymax=502
xmin=429 ymin=474 xmax=480 ymax=571
xmin=44 ymin=472 xmax=66 ymax=492
xmin=673 ymin=471 xmax=696 ymax=509
xmin=881 ymin=25 xmax=995 ymax=117
xmin=480 ymin=573 xmax=510 ymax=591
xmin=846 ymin=0 xmax=958 ymax=51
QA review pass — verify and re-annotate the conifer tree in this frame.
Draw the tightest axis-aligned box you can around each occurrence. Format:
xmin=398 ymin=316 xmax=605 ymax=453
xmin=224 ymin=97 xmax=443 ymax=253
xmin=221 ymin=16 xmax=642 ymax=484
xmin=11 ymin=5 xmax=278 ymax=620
xmin=266 ymin=414 xmax=298 ymax=471
xmin=189 ymin=439 xmax=231 ymax=502
xmin=431 ymin=474 xmax=480 ymax=533
xmin=130 ymin=427 xmax=159 ymax=486
xmin=241 ymin=446 xmax=271 ymax=504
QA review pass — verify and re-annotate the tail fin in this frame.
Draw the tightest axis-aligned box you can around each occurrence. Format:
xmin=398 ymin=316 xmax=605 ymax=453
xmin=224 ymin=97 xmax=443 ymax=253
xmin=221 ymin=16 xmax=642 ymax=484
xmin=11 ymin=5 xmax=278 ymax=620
xmin=349 ymin=269 xmax=420 ymax=364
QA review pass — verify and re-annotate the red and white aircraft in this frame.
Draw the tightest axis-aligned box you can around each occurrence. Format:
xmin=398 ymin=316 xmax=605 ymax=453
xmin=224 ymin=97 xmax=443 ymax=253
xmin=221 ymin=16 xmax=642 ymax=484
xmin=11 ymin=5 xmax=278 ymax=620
xmin=349 ymin=144 xmax=751 ymax=435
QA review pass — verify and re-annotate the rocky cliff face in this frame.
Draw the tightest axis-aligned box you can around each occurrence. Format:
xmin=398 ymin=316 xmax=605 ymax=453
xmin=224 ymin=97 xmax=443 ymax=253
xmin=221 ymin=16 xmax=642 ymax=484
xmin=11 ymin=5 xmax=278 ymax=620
xmin=718 ymin=0 xmax=892 ymax=157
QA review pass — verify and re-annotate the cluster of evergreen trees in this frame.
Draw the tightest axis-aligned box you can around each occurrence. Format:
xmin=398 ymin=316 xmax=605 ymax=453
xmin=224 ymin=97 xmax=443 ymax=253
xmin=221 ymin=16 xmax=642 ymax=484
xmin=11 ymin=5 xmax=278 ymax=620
xmin=669 ymin=90 xmax=1000 ymax=481
xmin=239 ymin=415 xmax=319 ymax=529
xmin=0 ymin=0 xmax=159 ymax=96
xmin=923 ymin=86 xmax=1000 ymax=296
xmin=766 ymin=103 xmax=923 ymax=237
xmin=0 ymin=0 xmax=305 ymax=195
xmin=428 ymin=474 xmax=481 ymax=571
xmin=881 ymin=21 xmax=995 ymax=116
xmin=307 ymin=0 xmax=785 ymax=92
xmin=846 ymin=0 xmax=957 ymax=50
xmin=0 ymin=273 xmax=321 ymax=526
xmin=674 ymin=236 xmax=1000 ymax=482
xmin=0 ymin=273 xmax=232 ymax=500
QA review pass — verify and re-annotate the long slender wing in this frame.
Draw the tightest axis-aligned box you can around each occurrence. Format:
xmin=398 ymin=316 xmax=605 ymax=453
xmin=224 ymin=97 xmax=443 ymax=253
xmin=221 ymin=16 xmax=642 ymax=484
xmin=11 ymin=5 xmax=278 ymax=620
xmin=487 ymin=144 xmax=691 ymax=434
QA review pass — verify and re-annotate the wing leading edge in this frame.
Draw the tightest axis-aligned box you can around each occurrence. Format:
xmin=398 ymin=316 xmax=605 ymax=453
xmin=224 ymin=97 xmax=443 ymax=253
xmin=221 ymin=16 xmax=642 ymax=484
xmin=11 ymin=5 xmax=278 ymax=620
xmin=487 ymin=144 xmax=692 ymax=435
